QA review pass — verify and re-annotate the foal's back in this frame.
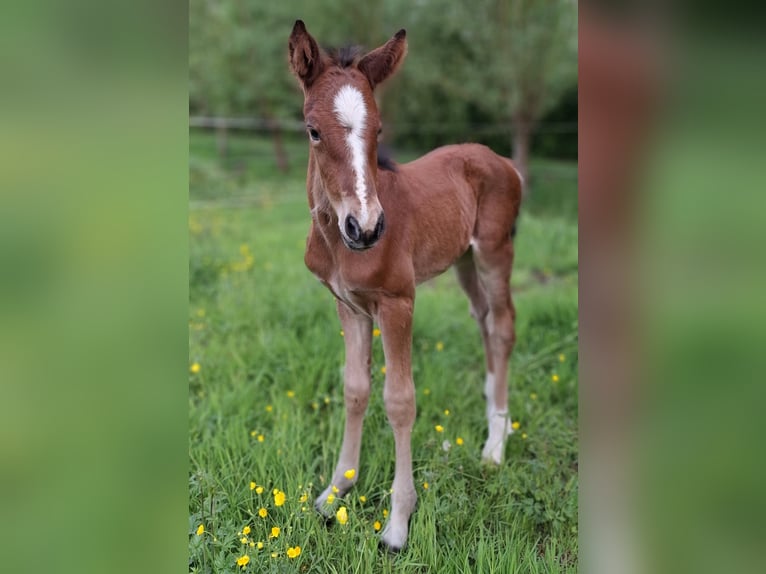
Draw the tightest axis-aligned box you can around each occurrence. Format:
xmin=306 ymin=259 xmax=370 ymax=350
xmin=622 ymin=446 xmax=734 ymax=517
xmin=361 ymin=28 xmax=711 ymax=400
xmin=379 ymin=143 xmax=522 ymax=284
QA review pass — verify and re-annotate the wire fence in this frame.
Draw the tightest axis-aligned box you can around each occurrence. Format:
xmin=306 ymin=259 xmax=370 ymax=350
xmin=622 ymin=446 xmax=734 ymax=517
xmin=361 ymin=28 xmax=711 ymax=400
xmin=189 ymin=116 xmax=578 ymax=183
xmin=189 ymin=116 xmax=578 ymax=135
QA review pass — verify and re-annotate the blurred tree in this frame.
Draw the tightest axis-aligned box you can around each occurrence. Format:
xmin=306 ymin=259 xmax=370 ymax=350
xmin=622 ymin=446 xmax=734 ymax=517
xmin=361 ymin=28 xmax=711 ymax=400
xmin=189 ymin=0 xmax=301 ymax=169
xmin=404 ymin=0 xmax=577 ymax=186
xmin=533 ymin=84 xmax=578 ymax=160
xmin=500 ymin=0 xmax=577 ymax=186
xmin=189 ymin=0 xmax=577 ymax=176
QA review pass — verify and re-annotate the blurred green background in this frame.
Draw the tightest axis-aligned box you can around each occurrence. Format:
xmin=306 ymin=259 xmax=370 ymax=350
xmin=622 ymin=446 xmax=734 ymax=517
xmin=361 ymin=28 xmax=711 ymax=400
xmin=189 ymin=0 xmax=577 ymax=183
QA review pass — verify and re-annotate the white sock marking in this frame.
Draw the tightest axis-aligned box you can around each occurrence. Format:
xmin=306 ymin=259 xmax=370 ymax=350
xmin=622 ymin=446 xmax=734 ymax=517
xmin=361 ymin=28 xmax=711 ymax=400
xmin=333 ymin=85 xmax=369 ymax=226
xmin=483 ymin=373 xmax=511 ymax=464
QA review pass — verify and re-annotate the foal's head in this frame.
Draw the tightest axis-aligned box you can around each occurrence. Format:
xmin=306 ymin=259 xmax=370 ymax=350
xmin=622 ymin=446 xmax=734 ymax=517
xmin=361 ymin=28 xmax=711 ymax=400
xmin=289 ymin=20 xmax=407 ymax=250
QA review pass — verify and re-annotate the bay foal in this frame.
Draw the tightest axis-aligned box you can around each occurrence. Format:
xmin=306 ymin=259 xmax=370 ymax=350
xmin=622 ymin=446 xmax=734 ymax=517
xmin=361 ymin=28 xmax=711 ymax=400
xmin=288 ymin=21 xmax=522 ymax=550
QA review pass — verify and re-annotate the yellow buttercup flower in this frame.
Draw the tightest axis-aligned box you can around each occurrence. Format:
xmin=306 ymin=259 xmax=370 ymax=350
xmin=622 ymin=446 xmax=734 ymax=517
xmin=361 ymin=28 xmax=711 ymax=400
xmin=299 ymin=493 xmax=308 ymax=503
xmin=373 ymin=520 xmax=381 ymax=531
xmin=382 ymin=508 xmax=388 ymax=518
xmin=249 ymin=482 xmax=256 ymax=491
xmin=344 ymin=468 xmax=356 ymax=480
xmin=258 ymin=508 xmax=267 ymax=518
xmin=270 ymin=526 xmax=280 ymax=538
xmin=196 ymin=524 xmax=204 ymax=536
xmin=444 ymin=409 xmax=450 ymax=416
xmin=512 ymin=421 xmax=521 ymax=431
xmin=236 ymin=555 xmax=250 ymax=568
xmin=287 ymin=546 xmax=302 ymax=559
xmin=249 ymin=541 xmax=254 ymax=547
xmin=359 ymin=495 xmax=367 ymax=503
xmin=242 ymin=525 xmax=251 ymax=535
xmin=190 ymin=362 xmax=201 ymax=374
xmin=435 ymin=341 xmax=444 ymax=351
xmin=340 ymin=330 xmax=345 ymax=337
xmin=435 ymin=425 xmax=444 ymax=433
xmin=456 ymin=437 xmax=464 ymax=446
xmin=257 ymin=541 xmax=264 ymax=549
xmin=265 ymin=405 xmax=273 ymax=412
xmin=373 ymin=328 xmax=381 ymax=337
xmin=522 ymin=433 xmax=528 ymax=440
xmin=257 ymin=434 xmax=264 ymax=443
xmin=240 ymin=536 xmax=248 ymax=544
xmin=380 ymin=366 xmax=386 ymax=374
xmin=332 ymin=485 xmax=339 ymax=494
xmin=336 ymin=506 xmax=348 ymax=525
xmin=256 ymin=486 xmax=264 ymax=494
xmin=287 ymin=390 xmax=295 ymax=398
xmin=326 ymin=494 xmax=335 ymax=504
xmin=274 ymin=490 xmax=286 ymax=506
xmin=423 ymin=482 xmax=429 ymax=490
xmin=551 ymin=374 xmax=560 ymax=383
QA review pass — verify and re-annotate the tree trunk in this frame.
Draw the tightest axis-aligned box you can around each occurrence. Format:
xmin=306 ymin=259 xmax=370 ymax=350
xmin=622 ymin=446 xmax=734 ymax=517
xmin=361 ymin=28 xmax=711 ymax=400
xmin=512 ymin=117 xmax=531 ymax=195
xmin=261 ymin=106 xmax=289 ymax=174
xmin=271 ymin=123 xmax=289 ymax=174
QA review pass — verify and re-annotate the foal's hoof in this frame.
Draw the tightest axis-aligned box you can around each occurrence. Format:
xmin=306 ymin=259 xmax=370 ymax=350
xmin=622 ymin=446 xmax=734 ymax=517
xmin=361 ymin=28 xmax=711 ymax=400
xmin=313 ymin=498 xmax=334 ymax=521
xmin=314 ymin=509 xmax=335 ymax=528
xmin=379 ymin=521 xmax=409 ymax=553
xmin=481 ymin=448 xmax=504 ymax=465
xmin=378 ymin=538 xmax=404 ymax=554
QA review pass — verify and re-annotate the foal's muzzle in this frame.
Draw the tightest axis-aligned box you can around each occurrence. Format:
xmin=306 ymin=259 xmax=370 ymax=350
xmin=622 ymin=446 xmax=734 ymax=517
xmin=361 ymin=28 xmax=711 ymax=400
xmin=343 ymin=213 xmax=385 ymax=250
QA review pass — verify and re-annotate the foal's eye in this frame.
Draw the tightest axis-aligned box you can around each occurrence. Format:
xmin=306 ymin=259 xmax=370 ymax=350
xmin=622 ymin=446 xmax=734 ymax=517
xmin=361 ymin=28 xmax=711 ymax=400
xmin=307 ymin=128 xmax=321 ymax=142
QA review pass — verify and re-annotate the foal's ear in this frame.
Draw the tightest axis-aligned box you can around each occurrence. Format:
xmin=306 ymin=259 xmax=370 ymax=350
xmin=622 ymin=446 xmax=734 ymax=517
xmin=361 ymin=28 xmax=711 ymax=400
xmin=288 ymin=20 xmax=325 ymax=89
xmin=358 ymin=29 xmax=407 ymax=89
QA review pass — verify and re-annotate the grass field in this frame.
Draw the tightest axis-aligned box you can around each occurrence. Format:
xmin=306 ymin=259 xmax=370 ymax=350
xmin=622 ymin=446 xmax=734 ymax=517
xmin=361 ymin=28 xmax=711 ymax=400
xmin=189 ymin=132 xmax=578 ymax=573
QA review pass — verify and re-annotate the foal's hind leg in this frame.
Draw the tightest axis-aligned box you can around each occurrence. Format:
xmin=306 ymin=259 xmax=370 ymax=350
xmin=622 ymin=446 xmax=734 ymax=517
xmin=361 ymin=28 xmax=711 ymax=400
xmin=315 ymin=301 xmax=372 ymax=514
xmin=455 ymin=251 xmax=502 ymax=422
xmin=472 ymin=236 xmax=516 ymax=464
xmin=454 ymin=251 xmax=493 ymax=382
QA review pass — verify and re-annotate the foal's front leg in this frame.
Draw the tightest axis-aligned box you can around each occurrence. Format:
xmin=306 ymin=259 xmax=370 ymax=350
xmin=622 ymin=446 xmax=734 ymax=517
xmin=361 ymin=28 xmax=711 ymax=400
xmin=315 ymin=301 xmax=372 ymax=514
xmin=378 ymin=296 xmax=417 ymax=551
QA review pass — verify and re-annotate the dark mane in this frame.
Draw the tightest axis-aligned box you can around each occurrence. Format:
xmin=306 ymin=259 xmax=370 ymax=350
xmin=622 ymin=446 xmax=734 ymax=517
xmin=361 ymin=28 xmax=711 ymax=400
xmin=377 ymin=144 xmax=397 ymax=172
xmin=326 ymin=44 xmax=363 ymax=68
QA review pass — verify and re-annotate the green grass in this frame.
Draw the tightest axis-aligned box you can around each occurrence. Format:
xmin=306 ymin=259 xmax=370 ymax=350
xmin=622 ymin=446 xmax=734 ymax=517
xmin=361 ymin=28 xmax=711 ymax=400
xmin=189 ymin=131 xmax=578 ymax=573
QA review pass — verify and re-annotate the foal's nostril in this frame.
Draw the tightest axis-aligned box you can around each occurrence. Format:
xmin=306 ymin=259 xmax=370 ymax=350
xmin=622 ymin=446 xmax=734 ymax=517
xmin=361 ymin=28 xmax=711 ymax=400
xmin=345 ymin=215 xmax=362 ymax=242
xmin=370 ymin=213 xmax=385 ymax=243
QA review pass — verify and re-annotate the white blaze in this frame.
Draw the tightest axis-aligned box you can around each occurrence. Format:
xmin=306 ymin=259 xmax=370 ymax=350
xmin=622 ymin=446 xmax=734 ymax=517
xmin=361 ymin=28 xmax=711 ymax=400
xmin=333 ymin=85 xmax=369 ymax=226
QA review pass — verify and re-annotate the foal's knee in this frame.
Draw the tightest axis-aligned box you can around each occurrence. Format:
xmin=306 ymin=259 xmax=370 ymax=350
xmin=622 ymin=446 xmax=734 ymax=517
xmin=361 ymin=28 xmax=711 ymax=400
xmin=383 ymin=383 xmax=415 ymax=428
xmin=344 ymin=376 xmax=370 ymax=415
